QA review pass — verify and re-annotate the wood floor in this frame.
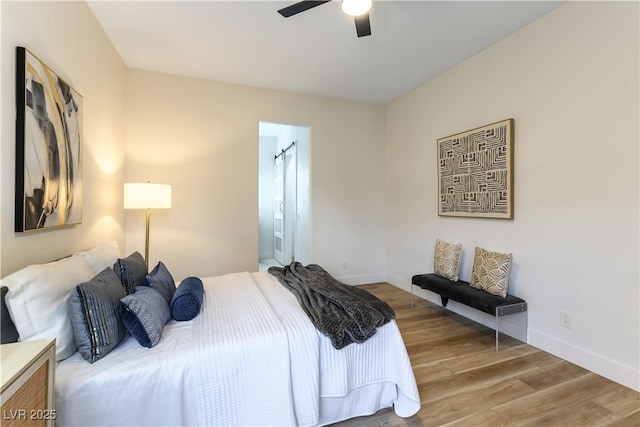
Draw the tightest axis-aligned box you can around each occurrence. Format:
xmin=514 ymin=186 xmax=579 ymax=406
xmin=332 ymin=283 xmax=640 ymax=427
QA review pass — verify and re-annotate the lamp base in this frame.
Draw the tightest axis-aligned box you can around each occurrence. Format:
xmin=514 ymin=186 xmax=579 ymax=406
xmin=144 ymin=208 xmax=150 ymax=270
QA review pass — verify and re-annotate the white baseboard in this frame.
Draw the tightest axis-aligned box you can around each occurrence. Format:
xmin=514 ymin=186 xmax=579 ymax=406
xmin=385 ymin=274 xmax=639 ymax=392
xmin=338 ymin=272 xmax=386 ymax=286
xmin=528 ymin=329 xmax=639 ymax=392
xmin=386 ymin=274 xmax=411 ymax=292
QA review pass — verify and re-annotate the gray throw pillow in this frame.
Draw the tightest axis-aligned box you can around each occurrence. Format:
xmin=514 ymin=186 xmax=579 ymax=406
xmin=113 ymin=251 xmax=147 ymax=295
xmin=143 ymin=261 xmax=176 ymax=305
xmin=68 ymin=268 xmax=127 ymax=363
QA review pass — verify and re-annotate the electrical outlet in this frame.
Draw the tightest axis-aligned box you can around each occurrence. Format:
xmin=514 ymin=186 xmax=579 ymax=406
xmin=560 ymin=311 xmax=572 ymax=329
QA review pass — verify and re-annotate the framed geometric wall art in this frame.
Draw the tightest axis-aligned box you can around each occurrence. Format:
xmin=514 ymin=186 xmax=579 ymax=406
xmin=437 ymin=118 xmax=514 ymax=219
xmin=15 ymin=46 xmax=83 ymax=232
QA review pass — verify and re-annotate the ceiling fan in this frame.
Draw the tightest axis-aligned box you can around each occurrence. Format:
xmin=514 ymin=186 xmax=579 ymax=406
xmin=278 ymin=0 xmax=372 ymax=38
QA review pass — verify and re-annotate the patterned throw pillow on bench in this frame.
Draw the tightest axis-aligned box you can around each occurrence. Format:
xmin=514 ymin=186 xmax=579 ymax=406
xmin=433 ymin=239 xmax=463 ymax=282
xmin=471 ymin=247 xmax=513 ymax=298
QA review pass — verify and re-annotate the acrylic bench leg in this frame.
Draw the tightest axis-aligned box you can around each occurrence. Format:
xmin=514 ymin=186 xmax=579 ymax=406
xmin=495 ymin=312 xmax=499 ymax=352
xmin=411 ymin=284 xmax=414 ymax=308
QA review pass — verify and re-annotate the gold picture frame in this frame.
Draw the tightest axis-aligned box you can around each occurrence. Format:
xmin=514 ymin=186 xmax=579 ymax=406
xmin=438 ymin=119 xmax=514 ymax=219
xmin=15 ymin=47 xmax=83 ymax=231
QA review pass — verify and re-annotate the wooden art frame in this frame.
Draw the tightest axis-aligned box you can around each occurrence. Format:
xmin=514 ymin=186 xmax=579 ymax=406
xmin=15 ymin=47 xmax=83 ymax=232
xmin=438 ymin=119 xmax=514 ymax=219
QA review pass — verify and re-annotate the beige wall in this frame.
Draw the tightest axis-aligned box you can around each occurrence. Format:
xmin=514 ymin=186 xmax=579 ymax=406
xmin=0 ymin=1 xmax=127 ymax=276
xmin=385 ymin=1 xmax=639 ymax=391
xmin=125 ymin=69 xmax=386 ymax=282
xmin=0 ymin=1 xmax=386 ymax=282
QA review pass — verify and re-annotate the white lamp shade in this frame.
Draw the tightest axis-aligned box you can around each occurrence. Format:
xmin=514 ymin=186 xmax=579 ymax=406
xmin=124 ymin=183 xmax=172 ymax=209
xmin=341 ymin=0 xmax=371 ymax=16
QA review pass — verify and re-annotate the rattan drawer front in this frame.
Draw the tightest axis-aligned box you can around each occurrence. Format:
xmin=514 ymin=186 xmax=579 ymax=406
xmin=1 ymin=340 xmax=55 ymax=427
xmin=1 ymin=361 xmax=48 ymax=426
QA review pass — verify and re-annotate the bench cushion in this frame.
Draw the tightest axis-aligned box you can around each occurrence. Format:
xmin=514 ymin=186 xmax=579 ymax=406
xmin=412 ymin=273 xmax=525 ymax=316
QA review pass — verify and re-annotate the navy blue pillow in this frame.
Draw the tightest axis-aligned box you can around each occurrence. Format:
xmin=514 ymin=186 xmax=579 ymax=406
xmin=120 ymin=286 xmax=170 ymax=348
xmin=142 ymin=261 xmax=176 ymax=305
xmin=68 ymin=268 xmax=126 ymax=363
xmin=170 ymin=277 xmax=204 ymax=321
xmin=1 ymin=286 xmax=19 ymax=344
xmin=113 ymin=252 xmax=147 ymax=295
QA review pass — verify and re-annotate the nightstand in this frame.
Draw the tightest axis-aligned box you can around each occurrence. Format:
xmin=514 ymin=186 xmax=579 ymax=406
xmin=1 ymin=339 xmax=56 ymax=426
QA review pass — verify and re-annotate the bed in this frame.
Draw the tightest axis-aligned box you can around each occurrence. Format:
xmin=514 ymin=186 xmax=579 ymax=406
xmin=2 ymin=243 xmax=420 ymax=426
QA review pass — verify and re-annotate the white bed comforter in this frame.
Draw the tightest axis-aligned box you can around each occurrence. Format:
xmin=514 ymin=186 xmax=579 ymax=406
xmin=55 ymin=272 xmax=420 ymax=426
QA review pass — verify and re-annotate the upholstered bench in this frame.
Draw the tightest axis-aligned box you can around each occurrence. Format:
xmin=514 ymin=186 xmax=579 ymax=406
xmin=411 ymin=273 xmax=527 ymax=351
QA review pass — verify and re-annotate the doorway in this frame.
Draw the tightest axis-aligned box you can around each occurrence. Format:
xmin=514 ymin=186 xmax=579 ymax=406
xmin=258 ymin=121 xmax=310 ymax=271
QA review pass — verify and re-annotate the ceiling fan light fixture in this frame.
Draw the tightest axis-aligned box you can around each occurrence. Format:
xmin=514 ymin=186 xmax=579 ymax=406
xmin=341 ymin=0 xmax=371 ymax=17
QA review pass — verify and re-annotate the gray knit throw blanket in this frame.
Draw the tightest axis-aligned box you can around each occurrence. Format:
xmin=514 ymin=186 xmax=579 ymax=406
xmin=268 ymin=262 xmax=395 ymax=349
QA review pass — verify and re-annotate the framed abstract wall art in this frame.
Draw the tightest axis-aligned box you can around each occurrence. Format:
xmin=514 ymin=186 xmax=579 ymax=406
xmin=15 ymin=47 xmax=83 ymax=232
xmin=438 ymin=119 xmax=514 ymax=219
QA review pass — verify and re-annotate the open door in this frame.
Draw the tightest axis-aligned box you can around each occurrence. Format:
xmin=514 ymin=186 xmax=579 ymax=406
xmin=258 ymin=121 xmax=309 ymax=270
xmin=273 ymin=154 xmax=284 ymax=265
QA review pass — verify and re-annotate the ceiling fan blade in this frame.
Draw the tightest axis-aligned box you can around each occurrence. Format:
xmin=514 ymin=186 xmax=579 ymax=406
xmin=354 ymin=13 xmax=371 ymax=37
xmin=278 ymin=1 xmax=332 ymax=18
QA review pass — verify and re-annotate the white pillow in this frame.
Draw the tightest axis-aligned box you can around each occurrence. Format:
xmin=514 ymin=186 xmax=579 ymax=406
xmin=72 ymin=240 xmax=121 ymax=275
xmin=2 ymin=256 xmax=94 ymax=361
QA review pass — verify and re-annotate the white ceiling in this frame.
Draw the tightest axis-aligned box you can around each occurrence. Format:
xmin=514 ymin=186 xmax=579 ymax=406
xmin=87 ymin=0 xmax=564 ymax=105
